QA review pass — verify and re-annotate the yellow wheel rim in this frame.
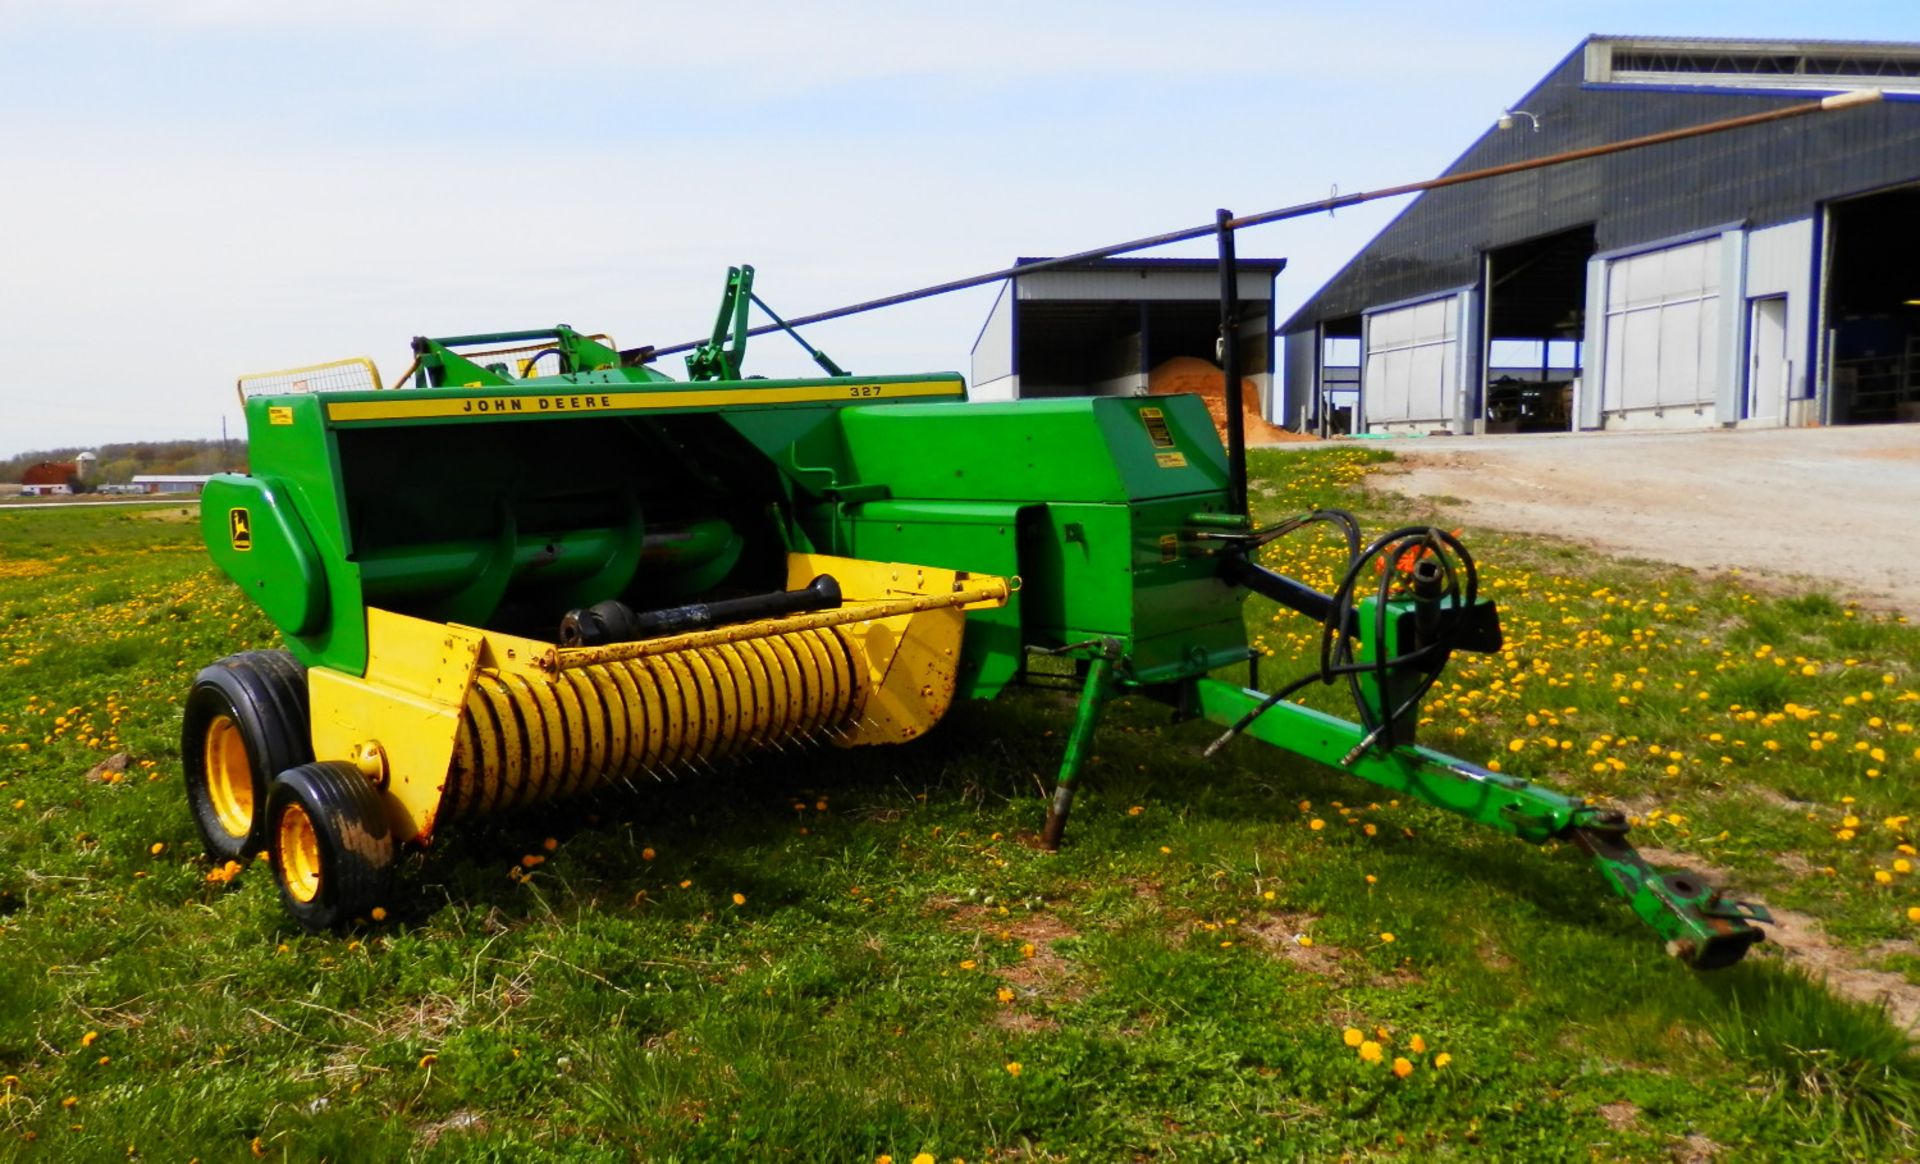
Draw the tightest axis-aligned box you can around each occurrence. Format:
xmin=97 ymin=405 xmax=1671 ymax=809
xmin=278 ymin=802 xmax=323 ymax=904
xmin=204 ymin=714 xmax=254 ymax=838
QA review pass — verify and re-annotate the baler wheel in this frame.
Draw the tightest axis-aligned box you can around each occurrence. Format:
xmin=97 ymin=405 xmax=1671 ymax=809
xmin=181 ymin=651 xmax=311 ymax=861
xmin=266 ymin=761 xmax=396 ymax=932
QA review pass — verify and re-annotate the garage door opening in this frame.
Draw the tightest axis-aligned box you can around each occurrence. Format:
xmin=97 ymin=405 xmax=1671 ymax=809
xmin=1483 ymin=225 xmax=1594 ymax=433
xmin=1013 ymin=302 xmax=1272 ymax=400
xmin=1826 ymin=185 xmax=1920 ymax=425
xmin=1319 ymin=314 xmax=1361 ymax=435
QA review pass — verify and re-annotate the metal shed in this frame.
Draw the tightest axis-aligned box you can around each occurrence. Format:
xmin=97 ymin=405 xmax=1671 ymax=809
xmin=1280 ymin=36 xmax=1920 ymax=436
xmin=972 ymin=257 xmax=1285 ymax=413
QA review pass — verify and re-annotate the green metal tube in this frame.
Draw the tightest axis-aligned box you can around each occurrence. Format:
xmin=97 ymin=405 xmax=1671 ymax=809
xmin=1191 ymin=677 xmax=1768 ymax=967
xmin=1041 ymin=655 xmax=1112 ymax=850
xmin=1193 ymin=678 xmax=1580 ymax=841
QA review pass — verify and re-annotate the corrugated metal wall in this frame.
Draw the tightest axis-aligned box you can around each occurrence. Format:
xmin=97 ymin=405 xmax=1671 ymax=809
xmin=969 ymin=283 xmax=1017 ymax=400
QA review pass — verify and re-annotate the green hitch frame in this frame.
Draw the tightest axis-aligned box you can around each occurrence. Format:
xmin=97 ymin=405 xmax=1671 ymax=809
xmin=1189 ymin=678 xmax=1769 ymax=969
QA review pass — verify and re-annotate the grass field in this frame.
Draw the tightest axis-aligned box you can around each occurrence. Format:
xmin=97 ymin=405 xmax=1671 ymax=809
xmin=2 ymin=449 xmax=1919 ymax=1161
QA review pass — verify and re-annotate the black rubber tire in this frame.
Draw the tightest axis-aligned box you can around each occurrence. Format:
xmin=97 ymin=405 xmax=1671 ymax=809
xmin=266 ymin=761 xmax=396 ymax=933
xmin=180 ymin=650 xmax=312 ymax=861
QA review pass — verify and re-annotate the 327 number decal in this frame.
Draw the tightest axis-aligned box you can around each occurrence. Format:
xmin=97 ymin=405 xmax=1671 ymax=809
xmin=847 ymin=385 xmax=885 ymax=398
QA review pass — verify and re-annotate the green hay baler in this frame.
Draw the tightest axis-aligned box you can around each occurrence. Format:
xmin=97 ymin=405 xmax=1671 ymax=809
xmin=180 ymin=274 xmax=1769 ymax=968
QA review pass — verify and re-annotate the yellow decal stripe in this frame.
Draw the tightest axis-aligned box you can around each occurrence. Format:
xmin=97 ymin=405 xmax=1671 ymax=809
xmin=324 ymin=379 xmax=961 ymax=422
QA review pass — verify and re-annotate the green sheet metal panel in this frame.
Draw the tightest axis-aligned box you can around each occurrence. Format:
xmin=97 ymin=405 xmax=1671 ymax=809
xmin=835 ymin=395 xmax=1228 ymax=503
xmin=224 ymin=392 xmax=370 ymax=673
xmin=838 ymin=500 xmax=1029 ymax=700
xmin=831 ymin=394 xmax=1246 ymax=686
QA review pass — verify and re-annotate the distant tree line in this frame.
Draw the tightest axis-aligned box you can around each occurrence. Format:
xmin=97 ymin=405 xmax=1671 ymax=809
xmin=2 ymin=440 xmax=244 ymax=486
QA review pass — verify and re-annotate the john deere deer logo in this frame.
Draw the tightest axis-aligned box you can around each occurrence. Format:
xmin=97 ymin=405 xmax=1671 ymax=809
xmin=229 ymin=508 xmax=252 ymax=552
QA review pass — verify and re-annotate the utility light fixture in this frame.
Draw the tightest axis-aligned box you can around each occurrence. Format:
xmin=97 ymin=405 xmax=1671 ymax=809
xmin=1499 ymin=109 xmax=1542 ymax=131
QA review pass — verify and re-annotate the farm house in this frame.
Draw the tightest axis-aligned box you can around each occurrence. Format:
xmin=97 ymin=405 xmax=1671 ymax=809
xmin=1280 ymin=36 xmax=1920 ymax=436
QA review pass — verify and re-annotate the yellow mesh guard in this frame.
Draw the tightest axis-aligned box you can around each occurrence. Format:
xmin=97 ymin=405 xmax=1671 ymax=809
xmin=237 ymin=357 xmax=384 ymax=401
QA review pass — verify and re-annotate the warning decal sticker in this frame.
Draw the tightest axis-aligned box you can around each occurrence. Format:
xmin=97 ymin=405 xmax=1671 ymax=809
xmin=1138 ymin=407 xmax=1176 ymax=448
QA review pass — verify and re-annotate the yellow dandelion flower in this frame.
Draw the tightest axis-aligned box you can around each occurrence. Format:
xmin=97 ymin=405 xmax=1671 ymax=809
xmin=81 ymin=1031 xmax=98 ymax=1047
xmin=1410 ymin=1034 xmax=1427 ymax=1053
xmin=1434 ymin=1052 xmax=1453 ymax=1068
xmin=1358 ymin=1040 xmax=1384 ymax=1063
xmin=1343 ymin=1027 xmax=1364 ymax=1047
xmin=731 ymin=893 xmax=747 ymax=906
xmin=913 ymin=1154 xmax=937 ymax=1164
xmin=1128 ymin=806 xmax=1144 ymax=816
xmin=996 ymin=987 xmax=1015 ymax=1004
xmin=1309 ymin=819 xmax=1326 ymax=831
xmin=1876 ymin=871 xmax=1893 ymax=885
xmin=149 ymin=842 xmax=165 ymax=856
xmin=1392 ymin=1057 xmax=1414 ymax=1078
xmin=1380 ymin=932 xmax=1396 ymax=943
xmin=418 ymin=1053 xmax=437 ymax=1069
xmin=1004 ymin=1061 xmax=1022 ymax=1076
xmin=370 ymin=907 xmax=387 ymax=922
xmin=1907 ymin=906 xmax=1920 ymax=923
xmin=641 ymin=847 xmax=656 ymax=861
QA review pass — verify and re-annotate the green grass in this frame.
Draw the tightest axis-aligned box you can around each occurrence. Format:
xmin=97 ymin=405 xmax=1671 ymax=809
xmin=1 ymin=460 xmax=1919 ymax=1160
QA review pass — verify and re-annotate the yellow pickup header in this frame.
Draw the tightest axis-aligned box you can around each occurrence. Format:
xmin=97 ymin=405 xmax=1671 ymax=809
xmin=325 ymin=379 xmax=962 ymax=423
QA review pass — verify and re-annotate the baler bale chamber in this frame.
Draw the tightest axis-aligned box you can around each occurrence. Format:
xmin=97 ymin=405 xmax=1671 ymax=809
xmin=185 ymin=313 xmax=1769 ymax=969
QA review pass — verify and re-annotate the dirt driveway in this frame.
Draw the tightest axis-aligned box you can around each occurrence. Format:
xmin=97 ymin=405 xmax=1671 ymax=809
xmin=1343 ymin=423 xmax=1920 ymax=617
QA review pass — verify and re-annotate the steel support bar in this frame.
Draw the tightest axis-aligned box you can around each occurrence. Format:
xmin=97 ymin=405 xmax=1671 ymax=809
xmin=548 ymin=580 xmax=1013 ymax=672
xmin=1216 ymin=208 xmax=1247 ymax=516
xmin=1041 ymin=654 xmax=1113 ymax=850
xmin=628 ymin=92 xmax=1882 ymax=363
xmin=1190 ymin=677 xmax=1769 ymax=966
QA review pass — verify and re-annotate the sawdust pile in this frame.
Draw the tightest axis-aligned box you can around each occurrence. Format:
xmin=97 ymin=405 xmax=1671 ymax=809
xmin=1146 ymin=356 xmax=1317 ymax=444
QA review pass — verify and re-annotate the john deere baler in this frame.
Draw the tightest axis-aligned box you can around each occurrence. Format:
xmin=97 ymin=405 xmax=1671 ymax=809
xmin=183 ymin=288 xmax=1769 ymax=968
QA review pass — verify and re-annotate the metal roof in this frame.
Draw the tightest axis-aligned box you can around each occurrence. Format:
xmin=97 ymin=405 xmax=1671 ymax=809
xmin=1014 ymin=256 xmax=1288 ymax=273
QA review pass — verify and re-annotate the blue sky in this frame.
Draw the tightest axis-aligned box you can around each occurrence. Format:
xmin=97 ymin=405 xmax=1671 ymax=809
xmin=4 ymin=1 xmax=1918 ymax=456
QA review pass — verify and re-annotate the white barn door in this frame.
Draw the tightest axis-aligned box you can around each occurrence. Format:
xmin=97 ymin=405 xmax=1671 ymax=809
xmin=1600 ymin=237 xmax=1722 ymax=426
xmin=1362 ymin=297 xmax=1458 ymax=432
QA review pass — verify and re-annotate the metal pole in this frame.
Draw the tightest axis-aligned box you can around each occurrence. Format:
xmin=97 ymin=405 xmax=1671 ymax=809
xmin=1217 ymin=209 xmax=1247 ymax=515
xmin=626 ymin=91 xmax=1883 ymax=364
